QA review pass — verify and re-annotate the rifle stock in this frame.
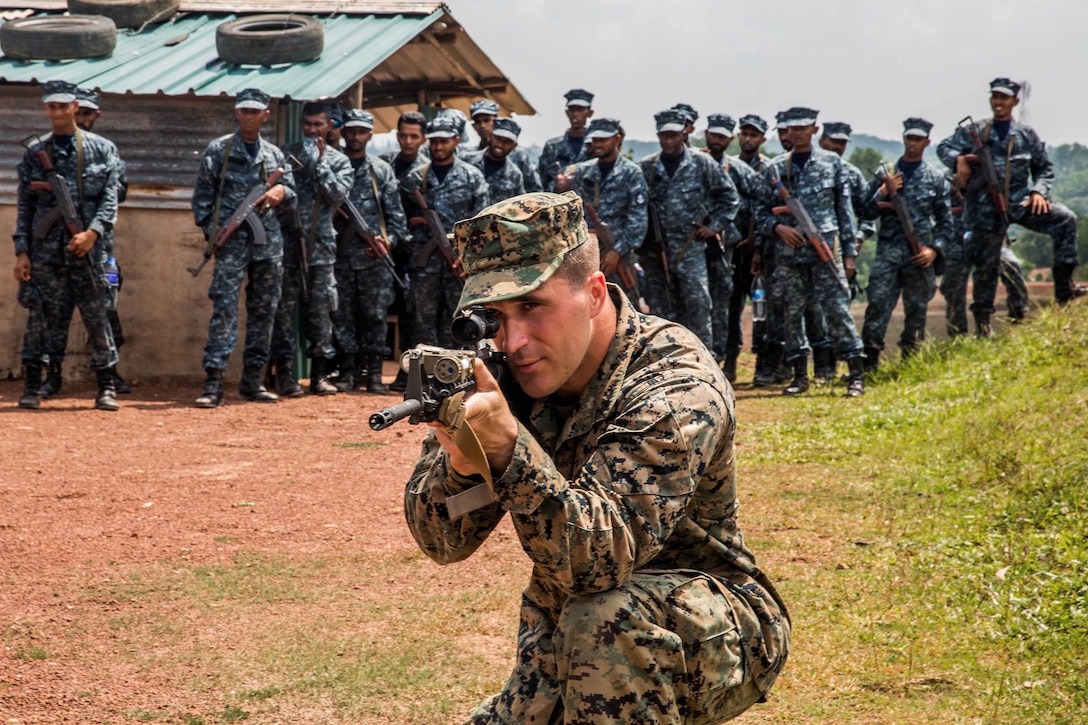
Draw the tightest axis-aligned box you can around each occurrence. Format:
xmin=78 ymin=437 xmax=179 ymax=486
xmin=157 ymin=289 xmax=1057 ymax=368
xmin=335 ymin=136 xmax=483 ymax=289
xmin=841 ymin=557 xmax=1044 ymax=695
xmin=767 ymin=169 xmax=850 ymax=296
xmin=959 ymin=116 xmax=1009 ymax=229
xmin=338 ymin=198 xmax=408 ymax=288
xmin=583 ymin=200 xmax=648 ymax=313
xmin=410 ymin=189 xmax=462 ymax=275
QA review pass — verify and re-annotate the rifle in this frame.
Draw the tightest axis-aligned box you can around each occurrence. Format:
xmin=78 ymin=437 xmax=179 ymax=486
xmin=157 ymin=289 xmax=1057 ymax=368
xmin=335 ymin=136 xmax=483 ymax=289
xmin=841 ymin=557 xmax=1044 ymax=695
xmin=766 ymin=166 xmax=850 ymax=296
xmin=338 ymin=198 xmax=408 ymax=288
xmin=21 ymin=133 xmax=103 ymax=291
xmin=583 ymin=200 xmax=649 ymax=313
xmin=188 ymin=164 xmax=288 ymax=278
xmin=876 ymin=162 xmax=945 ymax=275
xmin=958 ymin=116 xmax=1009 ymax=230
xmin=277 ymin=198 xmax=308 ymax=299
xmin=410 ymin=189 xmax=463 ymax=275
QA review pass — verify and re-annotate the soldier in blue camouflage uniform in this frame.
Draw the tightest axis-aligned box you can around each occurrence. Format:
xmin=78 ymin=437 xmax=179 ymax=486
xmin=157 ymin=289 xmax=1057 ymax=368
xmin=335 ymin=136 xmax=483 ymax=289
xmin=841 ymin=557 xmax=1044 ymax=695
xmin=671 ymin=102 xmax=699 ymax=145
xmin=640 ymin=109 xmax=739 ymax=353
xmin=538 ymin=89 xmax=593 ymax=192
xmin=857 ymin=118 xmax=953 ymax=369
xmin=191 ymin=88 xmax=296 ymax=408
xmin=14 ymin=81 xmax=123 ymax=411
xmin=704 ymin=113 xmax=761 ymax=380
xmin=329 ymin=109 xmax=408 ymax=395
xmin=938 ymin=185 xmax=971 ymax=336
xmin=755 ymin=107 xmax=867 ymax=397
xmin=938 ymin=77 xmax=1085 ymax=336
xmin=470 ymin=99 xmax=542 ymax=193
xmin=270 ymin=101 xmax=353 ymax=396
xmin=463 ymin=118 xmax=527 ymax=203
xmin=405 ymin=191 xmax=789 ymax=724
xmin=569 ymin=117 xmax=648 ymax=310
xmin=399 ymin=117 xmax=489 ymax=348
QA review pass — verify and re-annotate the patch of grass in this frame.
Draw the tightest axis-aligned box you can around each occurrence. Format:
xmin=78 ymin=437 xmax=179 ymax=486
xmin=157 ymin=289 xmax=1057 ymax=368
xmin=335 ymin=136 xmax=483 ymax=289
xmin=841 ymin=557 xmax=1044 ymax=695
xmin=13 ymin=646 xmax=48 ymax=660
xmin=334 ymin=441 xmax=387 ymax=449
xmin=217 ymin=705 xmax=249 ymax=722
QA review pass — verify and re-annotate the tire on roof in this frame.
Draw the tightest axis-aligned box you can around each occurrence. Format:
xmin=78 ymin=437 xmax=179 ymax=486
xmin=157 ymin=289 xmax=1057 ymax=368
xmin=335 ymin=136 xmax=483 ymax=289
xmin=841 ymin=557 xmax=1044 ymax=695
xmin=0 ymin=15 xmax=117 ymax=61
xmin=67 ymin=0 xmax=181 ymax=30
xmin=216 ymin=14 xmax=324 ymax=66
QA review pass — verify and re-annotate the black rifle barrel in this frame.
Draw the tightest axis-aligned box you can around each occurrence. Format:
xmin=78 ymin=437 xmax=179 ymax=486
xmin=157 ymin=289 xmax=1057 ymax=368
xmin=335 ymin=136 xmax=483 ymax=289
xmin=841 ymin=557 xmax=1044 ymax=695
xmin=369 ymin=398 xmax=423 ymax=431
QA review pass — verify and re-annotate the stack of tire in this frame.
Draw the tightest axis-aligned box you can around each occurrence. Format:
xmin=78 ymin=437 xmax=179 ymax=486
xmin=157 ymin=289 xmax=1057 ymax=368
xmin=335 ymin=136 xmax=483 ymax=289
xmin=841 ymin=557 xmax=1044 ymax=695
xmin=1 ymin=0 xmax=180 ymax=61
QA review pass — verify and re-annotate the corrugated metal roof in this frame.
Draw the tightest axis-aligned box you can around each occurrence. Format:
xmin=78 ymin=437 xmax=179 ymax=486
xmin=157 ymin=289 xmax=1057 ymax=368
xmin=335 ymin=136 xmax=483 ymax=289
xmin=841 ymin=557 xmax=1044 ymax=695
xmin=0 ymin=1 xmax=446 ymax=13
xmin=0 ymin=9 xmax=446 ymax=100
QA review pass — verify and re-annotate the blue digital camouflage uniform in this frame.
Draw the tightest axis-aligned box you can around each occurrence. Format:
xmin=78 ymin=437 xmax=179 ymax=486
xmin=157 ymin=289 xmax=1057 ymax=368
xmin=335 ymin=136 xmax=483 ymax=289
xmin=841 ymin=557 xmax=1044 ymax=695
xmin=937 ymin=117 xmax=1078 ymax=313
xmin=858 ymin=161 xmax=953 ymax=355
xmin=15 ymin=130 xmax=122 ymax=372
xmin=407 ymin=285 xmax=790 ymax=725
xmin=538 ymin=132 xmax=589 ymax=192
xmin=398 ymin=159 xmax=489 ymax=346
xmin=463 ymin=149 xmax=527 ymax=203
xmin=755 ymin=149 xmax=864 ymax=363
xmin=475 ymin=139 xmax=542 ymax=194
xmin=938 ymin=186 xmax=971 ymax=335
xmin=742 ymin=154 xmax=788 ymax=361
xmin=332 ymin=153 xmax=408 ymax=356
xmin=381 ymin=150 xmax=429 ymax=352
xmin=192 ymin=130 xmax=296 ymax=371
xmin=639 ymin=146 xmax=739 ymax=350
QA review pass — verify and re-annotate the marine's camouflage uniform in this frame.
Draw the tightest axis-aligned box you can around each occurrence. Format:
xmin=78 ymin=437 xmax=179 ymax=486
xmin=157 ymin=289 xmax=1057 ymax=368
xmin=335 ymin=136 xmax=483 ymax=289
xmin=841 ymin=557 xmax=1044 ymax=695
xmin=639 ymin=147 xmax=739 ymax=351
xmin=406 ymin=286 xmax=790 ymax=725
xmin=858 ymin=160 xmax=953 ymax=354
xmin=15 ymin=130 xmax=122 ymax=371
xmin=192 ymin=130 xmax=296 ymax=371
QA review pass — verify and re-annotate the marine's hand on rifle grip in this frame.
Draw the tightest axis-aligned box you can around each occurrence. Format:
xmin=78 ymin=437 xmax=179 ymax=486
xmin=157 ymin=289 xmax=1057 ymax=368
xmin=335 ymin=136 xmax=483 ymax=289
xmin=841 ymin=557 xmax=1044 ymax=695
xmin=428 ymin=358 xmax=517 ymax=477
xmin=255 ymin=184 xmax=286 ymax=213
xmin=67 ymin=229 xmax=99 ymax=257
xmin=14 ymin=252 xmax=30 ymax=282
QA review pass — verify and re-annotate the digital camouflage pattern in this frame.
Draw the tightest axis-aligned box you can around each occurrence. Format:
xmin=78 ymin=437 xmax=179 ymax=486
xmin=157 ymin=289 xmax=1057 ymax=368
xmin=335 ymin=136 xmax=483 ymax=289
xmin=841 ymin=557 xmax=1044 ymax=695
xmin=202 ymin=258 xmax=283 ymax=370
xmin=569 ymin=155 xmax=649 ymax=257
xmin=538 ymin=131 xmax=589 ymax=192
xmin=19 ymin=263 xmax=117 ymax=370
xmin=858 ymin=160 xmax=953 ymax=353
xmin=379 ymin=150 xmax=428 ymax=181
xmin=462 ymin=149 xmax=527 ymax=203
xmin=271 ymin=264 xmax=338 ymax=360
xmin=843 ymin=160 xmax=877 ymax=244
xmin=939 ymin=190 xmax=971 ymax=335
xmin=475 ymin=141 xmax=542 ymax=193
xmin=279 ymin=141 xmax=352 ymax=267
xmin=405 ymin=288 xmax=789 ymax=725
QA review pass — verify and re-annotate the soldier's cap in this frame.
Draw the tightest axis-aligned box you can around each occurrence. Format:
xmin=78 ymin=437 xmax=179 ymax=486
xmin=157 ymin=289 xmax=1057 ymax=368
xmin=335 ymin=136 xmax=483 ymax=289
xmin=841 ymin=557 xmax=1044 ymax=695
xmin=822 ymin=122 xmax=852 ymax=141
xmin=75 ymin=88 xmax=100 ymax=110
xmin=469 ymin=98 xmax=500 ymax=118
xmin=235 ymin=88 xmax=271 ymax=110
xmin=655 ymin=109 xmax=687 ymax=134
xmin=41 ymin=80 xmax=78 ymax=104
xmin=426 ymin=117 xmax=459 ymax=139
xmin=784 ymin=106 xmax=819 ymax=127
xmin=774 ymin=110 xmax=790 ymax=128
xmin=706 ymin=113 xmax=736 ymax=136
xmin=564 ymin=88 xmax=594 ymax=107
xmin=739 ymin=114 xmax=768 ymax=134
xmin=672 ymin=103 xmax=699 ymax=123
xmin=990 ymin=77 xmax=1021 ymax=97
xmin=586 ymin=117 xmax=622 ymax=139
xmin=453 ymin=191 xmax=590 ymax=310
xmin=902 ymin=117 xmax=934 ymax=138
xmin=491 ymin=117 xmax=521 ymax=141
xmin=436 ymin=107 xmax=467 ymax=135
xmin=343 ymin=109 xmax=374 ymax=129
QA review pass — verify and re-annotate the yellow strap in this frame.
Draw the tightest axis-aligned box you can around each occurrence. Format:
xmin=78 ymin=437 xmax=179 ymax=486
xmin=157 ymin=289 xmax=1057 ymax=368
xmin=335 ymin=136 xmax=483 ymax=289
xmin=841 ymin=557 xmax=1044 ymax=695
xmin=368 ymin=162 xmax=389 ymax=241
xmin=438 ymin=393 xmax=496 ymax=519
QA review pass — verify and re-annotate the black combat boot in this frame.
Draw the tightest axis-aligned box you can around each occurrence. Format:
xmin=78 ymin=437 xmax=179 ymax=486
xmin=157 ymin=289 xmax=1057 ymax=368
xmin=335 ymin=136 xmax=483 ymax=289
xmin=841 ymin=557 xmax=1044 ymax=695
xmin=112 ymin=368 xmax=131 ymax=394
xmin=782 ymin=357 xmax=809 ymax=396
xmin=18 ymin=362 xmax=43 ymax=409
xmin=722 ymin=352 xmax=738 ymax=384
xmin=974 ymin=312 xmax=992 ymax=338
xmin=1052 ymin=263 xmax=1088 ymax=305
xmin=308 ymin=357 xmax=338 ymax=396
xmin=195 ymin=368 xmax=224 ymax=408
xmin=366 ymin=353 xmax=388 ymax=394
xmin=95 ymin=367 xmax=119 ymax=411
xmin=333 ymin=353 xmax=358 ymax=393
xmin=752 ymin=347 xmax=781 ymax=387
xmin=39 ymin=359 xmax=63 ymax=399
xmin=239 ymin=364 xmax=279 ymax=402
xmin=845 ymin=357 xmax=865 ymax=398
xmin=389 ymin=368 xmax=409 ymax=393
xmin=273 ymin=358 xmax=304 ymax=398
xmin=812 ymin=347 xmax=835 ymax=385
xmin=862 ymin=345 xmax=881 ymax=372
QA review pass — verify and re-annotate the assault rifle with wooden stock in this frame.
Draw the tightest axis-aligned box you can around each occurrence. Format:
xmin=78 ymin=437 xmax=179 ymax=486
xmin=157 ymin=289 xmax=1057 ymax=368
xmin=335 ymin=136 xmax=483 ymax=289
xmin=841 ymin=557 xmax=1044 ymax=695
xmin=958 ymin=116 xmax=1010 ymax=231
xmin=410 ymin=189 xmax=463 ymax=275
xmin=583 ymin=200 xmax=649 ymax=313
xmin=766 ymin=167 xmax=850 ymax=296
xmin=876 ymin=162 xmax=944 ymax=274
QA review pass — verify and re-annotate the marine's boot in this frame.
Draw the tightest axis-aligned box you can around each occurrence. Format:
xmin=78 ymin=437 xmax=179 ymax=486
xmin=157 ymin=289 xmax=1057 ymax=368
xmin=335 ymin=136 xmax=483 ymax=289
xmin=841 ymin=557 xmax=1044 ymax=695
xmin=812 ymin=347 xmax=835 ymax=385
xmin=308 ymin=357 xmax=338 ymax=396
xmin=39 ymin=360 xmax=63 ymax=399
xmin=333 ymin=353 xmax=358 ymax=393
xmin=18 ymin=363 xmax=43 ymax=409
xmin=239 ymin=364 xmax=279 ymax=402
xmin=782 ymin=357 xmax=810 ymax=396
xmin=95 ymin=367 xmax=119 ymax=411
xmin=974 ymin=312 xmax=992 ymax=339
xmin=274 ymin=358 xmax=304 ymax=398
xmin=194 ymin=368 xmax=224 ymax=408
xmin=366 ymin=354 xmax=388 ymax=394
xmin=1052 ymin=263 xmax=1088 ymax=305
xmin=773 ymin=350 xmax=792 ymax=384
xmin=845 ymin=357 xmax=866 ymax=398
xmin=862 ymin=345 xmax=881 ymax=373
xmin=722 ymin=352 xmax=738 ymax=385
xmin=389 ymin=368 xmax=409 ymax=393
xmin=112 ymin=369 xmax=131 ymax=394
xmin=752 ymin=347 xmax=781 ymax=387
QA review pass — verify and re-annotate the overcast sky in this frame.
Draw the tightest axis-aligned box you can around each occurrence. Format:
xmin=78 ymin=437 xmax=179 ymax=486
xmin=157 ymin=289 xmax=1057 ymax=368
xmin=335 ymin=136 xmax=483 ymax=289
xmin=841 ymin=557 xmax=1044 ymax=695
xmin=442 ymin=0 xmax=1086 ymax=149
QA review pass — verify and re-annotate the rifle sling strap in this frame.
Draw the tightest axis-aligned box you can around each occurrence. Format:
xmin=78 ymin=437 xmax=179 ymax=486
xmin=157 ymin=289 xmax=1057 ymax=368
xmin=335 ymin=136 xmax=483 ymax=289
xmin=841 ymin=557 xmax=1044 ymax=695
xmin=207 ymin=135 xmax=234 ymax=247
xmin=369 ymin=164 xmax=389 ymax=241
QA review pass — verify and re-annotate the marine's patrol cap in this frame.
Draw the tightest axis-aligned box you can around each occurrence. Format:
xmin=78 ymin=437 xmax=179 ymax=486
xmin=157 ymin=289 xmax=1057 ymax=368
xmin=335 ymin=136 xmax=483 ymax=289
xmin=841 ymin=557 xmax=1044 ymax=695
xmin=75 ymin=88 xmax=100 ymax=110
xmin=784 ymin=106 xmax=819 ymax=127
xmin=235 ymin=88 xmax=271 ymax=110
xmin=902 ymin=117 xmax=934 ymax=138
xmin=453 ymin=191 xmax=590 ymax=309
xmin=822 ymin=122 xmax=852 ymax=140
xmin=586 ymin=117 xmax=622 ymax=139
xmin=706 ymin=113 xmax=736 ymax=136
xmin=426 ymin=117 xmax=459 ymax=139
xmin=655 ymin=109 xmax=687 ymax=133
xmin=491 ymin=117 xmax=521 ymax=142
xmin=41 ymin=80 xmax=78 ymax=104
xmin=739 ymin=114 xmax=768 ymax=134
xmin=343 ymin=109 xmax=374 ymax=129
xmin=990 ymin=77 xmax=1021 ymax=97
xmin=672 ymin=103 xmax=699 ymax=124
xmin=469 ymin=99 xmax=500 ymax=118
xmin=564 ymin=89 xmax=594 ymax=108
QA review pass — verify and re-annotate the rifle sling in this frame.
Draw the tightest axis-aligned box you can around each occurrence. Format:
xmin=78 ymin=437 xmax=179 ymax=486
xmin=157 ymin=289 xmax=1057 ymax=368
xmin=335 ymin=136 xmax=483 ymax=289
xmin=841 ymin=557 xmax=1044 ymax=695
xmin=206 ymin=135 xmax=234 ymax=248
xmin=368 ymin=164 xmax=389 ymax=241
